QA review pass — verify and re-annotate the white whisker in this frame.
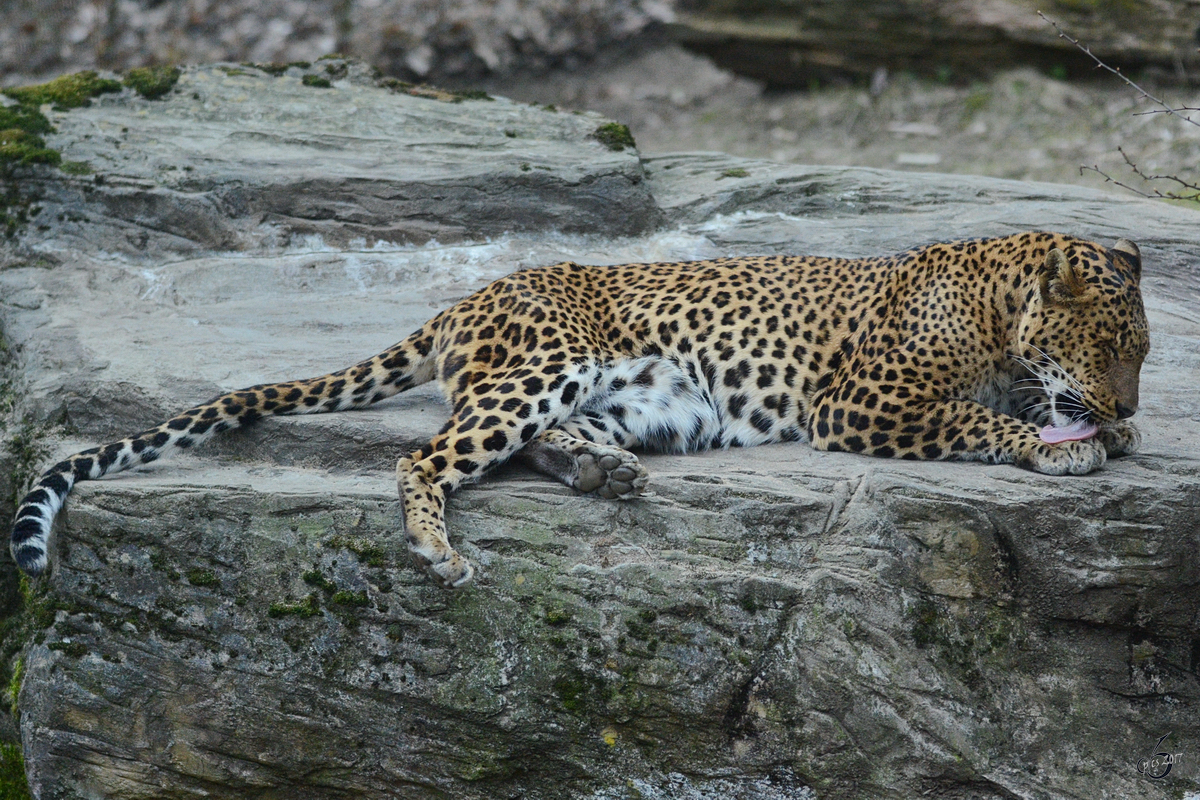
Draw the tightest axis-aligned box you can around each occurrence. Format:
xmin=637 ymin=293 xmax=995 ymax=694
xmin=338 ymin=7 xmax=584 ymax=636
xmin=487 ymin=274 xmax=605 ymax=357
xmin=1027 ymin=343 xmax=1085 ymax=393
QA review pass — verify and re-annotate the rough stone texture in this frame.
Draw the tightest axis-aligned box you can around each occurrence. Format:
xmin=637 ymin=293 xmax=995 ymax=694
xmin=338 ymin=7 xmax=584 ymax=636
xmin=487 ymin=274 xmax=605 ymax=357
xmin=675 ymin=0 xmax=1200 ymax=86
xmin=5 ymin=0 xmax=1198 ymax=91
xmin=2 ymin=59 xmax=660 ymax=262
xmin=0 ymin=0 xmax=674 ymax=86
xmin=2 ymin=64 xmax=1200 ymax=799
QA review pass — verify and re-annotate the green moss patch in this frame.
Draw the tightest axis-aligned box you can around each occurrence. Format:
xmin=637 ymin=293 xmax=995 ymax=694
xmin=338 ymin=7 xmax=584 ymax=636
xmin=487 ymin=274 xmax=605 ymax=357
xmin=185 ymin=569 xmax=218 ymax=587
xmin=0 ymin=578 xmax=58 ymax=724
xmin=302 ymin=75 xmax=332 ymax=89
xmin=123 ymin=66 xmax=181 ymax=100
xmin=0 ymin=73 xmax=119 ymax=235
xmin=0 ymin=742 xmax=31 ymax=800
xmin=268 ymin=594 xmax=322 ymax=618
xmin=0 ymin=92 xmax=58 ymax=174
xmin=324 ymin=535 xmax=387 ymax=567
xmin=909 ymin=597 xmax=1024 ymax=692
xmin=544 ymin=607 xmax=572 ymax=626
xmin=6 ymin=659 xmax=20 ymax=719
xmin=592 ymin=122 xmax=636 ymax=151
xmin=0 ymin=106 xmax=50 ymax=138
xmin=3 ymin=71 xmax=121 ymax=110
xmin=0 ymin=130 xmax=58 ymax=168
xmin=330 ymin=590 xmax=368 ymax=608
xmin=302 ymin=569 xmax=336 ymax=593
xmin=57 ymin=161 xmax=91 ymax=175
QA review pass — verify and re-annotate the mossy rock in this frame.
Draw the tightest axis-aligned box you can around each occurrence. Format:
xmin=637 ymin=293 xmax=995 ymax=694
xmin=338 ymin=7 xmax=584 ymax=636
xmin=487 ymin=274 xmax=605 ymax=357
xmin=123 ymin=66 xmax=181 ymax=101
xmin=592 ymin=122 xmax=636 ymax=151
xmin=0 ymin=742 xmax=30 ymax=800
xmin=3 ymin=71 xmax=122 ymax=110
xmin=0 ymin=103 xmax=57 ymax=170
xmin=0 ymin=106 xmax=51 ymax=137
xmin=0 ymin=129 xmax=59 ymax=168
xmin=302 ymin=75 xmax=332 ymax=89
xmin=184 ymin=569 xmax=219 ymax=587
xmin=267 ymin=594 xmax=322 ymax=619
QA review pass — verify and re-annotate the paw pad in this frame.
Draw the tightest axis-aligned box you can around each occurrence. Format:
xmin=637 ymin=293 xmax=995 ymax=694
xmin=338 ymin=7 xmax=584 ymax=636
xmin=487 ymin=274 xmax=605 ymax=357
xmin=574 ymin=445 xmax=649 ymax=499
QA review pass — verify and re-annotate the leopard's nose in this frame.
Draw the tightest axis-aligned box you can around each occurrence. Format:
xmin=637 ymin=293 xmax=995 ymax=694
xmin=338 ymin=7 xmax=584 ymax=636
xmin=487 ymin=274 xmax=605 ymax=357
xmin=1115 ymin=402 xmax=1136 ymax=420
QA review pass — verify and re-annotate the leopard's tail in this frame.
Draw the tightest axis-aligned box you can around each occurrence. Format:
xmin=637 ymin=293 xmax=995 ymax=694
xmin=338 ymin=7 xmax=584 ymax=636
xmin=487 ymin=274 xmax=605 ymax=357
xmin=9 ymin=317 xmax=442 ymax=577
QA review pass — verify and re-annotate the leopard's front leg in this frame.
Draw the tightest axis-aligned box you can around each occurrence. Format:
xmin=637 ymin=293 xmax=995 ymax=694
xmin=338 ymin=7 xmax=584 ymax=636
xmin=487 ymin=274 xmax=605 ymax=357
xmin=1096 ymin=420 xmax=1141 ymax=458
xmin=807 ymin=394 xmax=1108 ymax=475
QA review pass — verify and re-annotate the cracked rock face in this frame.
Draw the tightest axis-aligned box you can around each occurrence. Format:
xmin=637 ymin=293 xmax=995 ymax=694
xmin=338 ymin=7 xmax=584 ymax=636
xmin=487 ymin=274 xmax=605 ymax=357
xmin=1 ymin=64 xmax=1199 ymax=799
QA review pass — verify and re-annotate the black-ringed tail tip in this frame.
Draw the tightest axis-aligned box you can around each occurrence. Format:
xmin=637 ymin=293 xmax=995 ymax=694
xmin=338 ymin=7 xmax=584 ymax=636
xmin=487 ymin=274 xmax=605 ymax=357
xmin=8 ymin=233 xmax=1146 ymax=588
xmin=11 ymin=470 xmax=69 ymax=577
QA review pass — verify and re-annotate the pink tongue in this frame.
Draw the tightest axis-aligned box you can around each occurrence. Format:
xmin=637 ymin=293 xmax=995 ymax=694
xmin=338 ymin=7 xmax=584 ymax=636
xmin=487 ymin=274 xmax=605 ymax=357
xmin=1039 ymin=420 xmax=1099 ymax=444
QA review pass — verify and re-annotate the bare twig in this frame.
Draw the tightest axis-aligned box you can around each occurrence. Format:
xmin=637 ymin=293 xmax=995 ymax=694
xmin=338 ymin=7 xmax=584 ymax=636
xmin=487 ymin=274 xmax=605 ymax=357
xmin=1037 ymin=11 xmax=1199 ymax=128
xmin=1133 ymin=107 xmax=1200 ymax=120
xmin=1081 ymin=148 xmax=1200 ymax=201
xmin=1043 ymin=11 xmax=1199 ymax=201
xmin=1079 ymin=164 xmax=1157 ymax=197
xmin=1115 ymin=147 xmax=1200 ymax=192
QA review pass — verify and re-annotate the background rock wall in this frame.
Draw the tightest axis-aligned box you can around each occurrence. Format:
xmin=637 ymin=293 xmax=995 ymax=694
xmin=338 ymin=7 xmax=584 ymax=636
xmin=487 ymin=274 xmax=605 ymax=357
xmin=0 ymin=0 xmax=675 ymax=85
xmin=1 ymin=0 xmax=1197 ymax=86
xmin=674 ymin=0 xmax=1200 ymax=86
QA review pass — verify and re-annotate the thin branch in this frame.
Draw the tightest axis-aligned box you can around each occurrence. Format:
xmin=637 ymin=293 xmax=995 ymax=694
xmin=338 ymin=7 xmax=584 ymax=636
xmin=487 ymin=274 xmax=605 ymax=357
xmin=1115 ymin=146 xmax=1200 ymax=193
xmin=1037 ymin=11 xmax=1200 ymax=128
xmin=1080 ymin=149 xmax=1200 ymax=200
xmin=1133 ymin=107 xmax=1200 ymax=119
xmin=1079 ymin=164 xmax=1156 ymax=197
xmin=1042 ymin=11 xmax=1200 ymax=201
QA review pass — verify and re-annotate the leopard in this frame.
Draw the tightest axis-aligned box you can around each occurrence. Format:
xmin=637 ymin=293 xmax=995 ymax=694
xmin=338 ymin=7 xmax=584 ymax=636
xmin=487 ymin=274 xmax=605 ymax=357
xmin=9 ymin=231 xmax=1148 ymax=589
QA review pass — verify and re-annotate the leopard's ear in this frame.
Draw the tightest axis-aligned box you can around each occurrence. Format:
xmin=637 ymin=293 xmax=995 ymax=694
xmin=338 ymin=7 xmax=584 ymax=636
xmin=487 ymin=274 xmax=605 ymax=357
xmin=1039 ymin=248 xmax=1090 ymax=305
xmin=1113 ymin=238 xmax=1142 ymax=281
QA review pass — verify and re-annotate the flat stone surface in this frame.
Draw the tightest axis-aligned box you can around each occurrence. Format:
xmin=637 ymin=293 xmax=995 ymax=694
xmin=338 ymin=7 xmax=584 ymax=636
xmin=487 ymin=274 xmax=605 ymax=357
xmin=2 ymin=66 xmax=1199 ymax=799
xmin=8 ymin=60 xmax=660 ymax=260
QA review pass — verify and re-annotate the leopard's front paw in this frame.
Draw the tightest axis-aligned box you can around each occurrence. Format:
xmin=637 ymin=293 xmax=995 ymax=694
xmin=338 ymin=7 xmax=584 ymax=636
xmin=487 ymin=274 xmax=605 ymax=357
xmin=1017 ymin=437 xmax=1107 ymax=475
xmin=1096 ymin=420 xmax=1141 ymax=458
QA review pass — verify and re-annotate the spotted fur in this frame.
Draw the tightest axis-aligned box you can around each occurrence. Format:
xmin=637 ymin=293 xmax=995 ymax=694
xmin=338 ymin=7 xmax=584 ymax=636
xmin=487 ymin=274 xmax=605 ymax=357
xmin=10 ymin=232 xmax=1148 ymax=587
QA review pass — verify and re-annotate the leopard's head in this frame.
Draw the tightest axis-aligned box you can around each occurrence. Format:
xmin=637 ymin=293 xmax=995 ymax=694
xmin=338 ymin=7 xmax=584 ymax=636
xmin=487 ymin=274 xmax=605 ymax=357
xmin=1015 ymin=237 xmax=1149 ymax=428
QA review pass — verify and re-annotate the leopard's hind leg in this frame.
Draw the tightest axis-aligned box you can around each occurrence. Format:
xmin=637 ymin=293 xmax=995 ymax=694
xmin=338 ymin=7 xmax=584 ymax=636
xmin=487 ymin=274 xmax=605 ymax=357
xmin=396 ymin=360 xmax=602 ymax=588
xmin=398 ymin=353 xmax=721 ymax=587
xmin=522 ymin=354 xmax=720 ymax=499
xmin=520 ymin=426 xmax=649 ymax=500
